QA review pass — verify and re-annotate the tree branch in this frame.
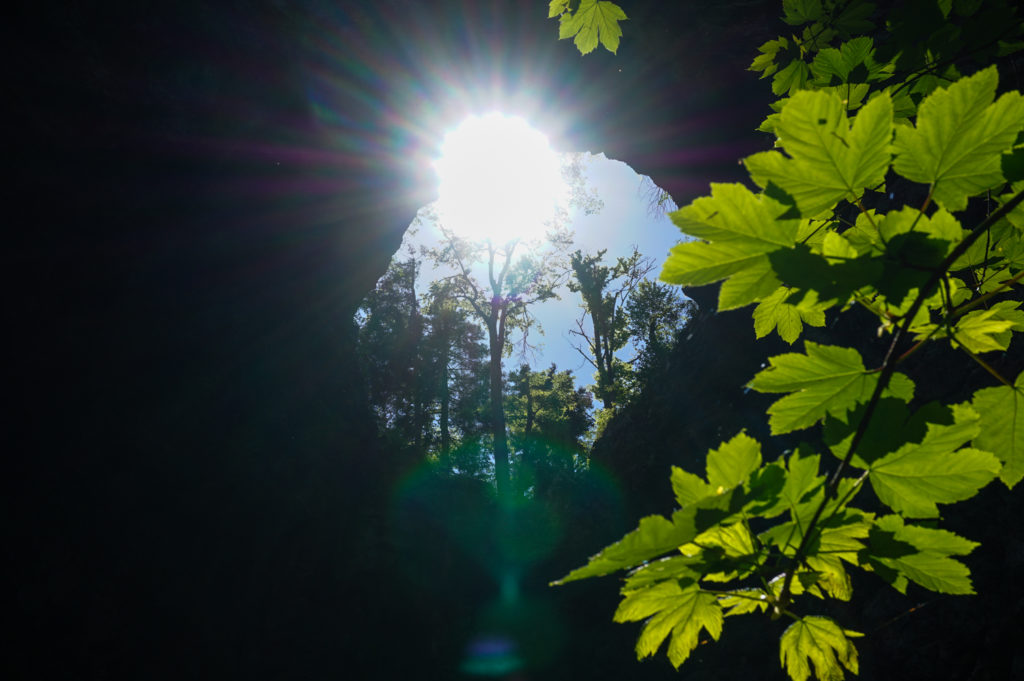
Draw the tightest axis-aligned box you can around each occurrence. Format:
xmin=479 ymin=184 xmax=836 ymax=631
xmin=776 ymin=186 xmax=1024 ymax=611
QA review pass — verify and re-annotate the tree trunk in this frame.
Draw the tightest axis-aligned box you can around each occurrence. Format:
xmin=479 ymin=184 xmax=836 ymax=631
xmin=487 ymin=307 xmax=510 ymax=499
xmin=592 ymin=303 xmax=615 ymax=410
xmin=524 ymin=375 xmax=534 ymax=437
xmin=439 ymin=346 xmax=450 ymax=471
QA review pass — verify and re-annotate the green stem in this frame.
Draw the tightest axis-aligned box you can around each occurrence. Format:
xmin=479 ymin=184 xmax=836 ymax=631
xmin=898 ymin=268 xmax=1024 ymax=364
xmin=950 ymin=269 xmax=1024 ymax=318
xmin=855 ymin=197 xmax=878 ymax=230
xmin=950 ymin=329 xmax=1014 ymax=387
xmin=821 ymin=470 xmax=870 ymax=529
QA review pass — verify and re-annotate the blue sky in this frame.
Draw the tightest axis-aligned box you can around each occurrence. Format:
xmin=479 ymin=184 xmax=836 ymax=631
xmin=400 ymin=152 xmax=688 ymax=390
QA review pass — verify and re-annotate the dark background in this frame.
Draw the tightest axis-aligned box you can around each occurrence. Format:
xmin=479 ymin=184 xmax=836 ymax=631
xmin=9 ymin=1 xmax=1023 ymax=679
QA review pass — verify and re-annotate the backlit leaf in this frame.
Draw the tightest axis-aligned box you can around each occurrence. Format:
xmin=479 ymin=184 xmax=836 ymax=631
xmin=878 ymin=206 xmax=965 ymax=250
xmin=671 ymin=466 xmax=713 ymax=507
xmin=892 ymin=66 xmax=1024 ymax=211
xmin=810 ymin=37 xmax=889 ymax=86
xmin=750 ymin=37 xmax=791 ymax=78
xmin=797 ymin=510 xmax=872 ymax=601
xmin=745 ymin=90 xmax=893 ymax=217
xmin=948 ymin=301 xmax=1024 ymax=353
xmin=774 ymin=59 xmax=812 ymax=96
xmin=548 ymin=0 xmax=570 ymax=18
xmin=558 ymin=0 xmax=628 ymax=55
xmin=749 ymin=342 xmax=915 ymax=434
xmin=719 ymin=257 xmax=782 ymax=310
xmin=623 ymin=556 xmax=703 ymax=592
xmin=553 ymin=509 xmax=697 ymax=583
xmin=683 ymin=522 xmax=762 ymax=582
xmin=823 ymin=398 xmax=935 ymax=468
xmin=743 ymin=462 xmax=788 ymax=517
xmin=706 ymin=431 xmax=762 ymax=490
xmin=780 ymin=616 xmax=860 ymax=681
xmin=804 ymin=554 xmax=854 ymax=600
xmin=972 ymin=370 xmax=1024 ymax=487
xmin=614 ymin=582 xmax=722 ymax=668
xmin=868 ymin=406 xmax=1001 ymax=517
xmin=865 ymin=515 xmax=979 ymax=594
xmin=753 ymin=288 xmax=829 ymax=343
xmin=1000 ymin=181 xmax=1024 ymax=231
xmin=781 ymin=446 xmax=825 ymax=515
xmin=662 ymin=183 xmax=799 ymax=310
xmin=782 ymin=0 xmax=823 ymax=26
xmin=718 ymin=589 xmax=770 ymax=616
xmin=816 ymin=510 xmax=873 ymax=557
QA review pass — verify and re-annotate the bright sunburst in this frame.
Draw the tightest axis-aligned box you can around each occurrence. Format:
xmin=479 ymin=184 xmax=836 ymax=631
xmin=433 ymin=113 xmax=567 ymax=243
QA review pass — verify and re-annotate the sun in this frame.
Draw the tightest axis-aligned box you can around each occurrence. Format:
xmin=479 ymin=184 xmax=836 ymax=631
xmin=433 ymin=113 xmax=568 ymax=243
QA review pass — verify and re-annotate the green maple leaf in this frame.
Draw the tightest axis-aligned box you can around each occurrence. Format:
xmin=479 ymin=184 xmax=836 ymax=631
xmin=706 ymin=431 xmax=762 ymax=491
xmin=662 ymin=183 xmax=799 ymax=310
xmin=954 ymin=211 xmax=1024 ymax=270
xmin=949 ymin=301 xmax=1024 ymax=353
xmin=780 ymin=616 xmax=861 ymax=681
xmin=623 ymin=556 xmax=703 ymax=591
xmin=671 ymin=466 xmax=713 ymax=507
xmin=780 ymin=446 xmax=825 ymax=515
xmin=877 ymin=206 xmax=964 ymax=249
xmin=892 ymin=66 xmax=1024 ymax=211
xmin=868 ymin=405 xmax=1001 ymax=517
xmin=840 ymin=207 xmax=965 ymax=307
xmin=865 ymin=515 xmax=979 ymax=594
xmin=773 ymin=59 xmax=812 ymax=96
xmin=804 ymin=555 xmax=854 ymax=601
xmin=718 ymin=258 xmax=783 ymax=310
xmin=832 ymin=0 xmax=876 ymax=37
xmin=749 ymin=342 xmax=915 ymax=434
xmin=614 ymin=581 xmax=723 ymax=668
xmin=804 ymin=514 xmax=871 ymax=601
xmin=681 ymin=522 xmax=763 ymax=582
xmin=753 ymin=287 xmax=829 ymax=344
xmin=718 ymin=588 xmax=770 ymax=616
xmin=823 ymin=398 xmax=952 ymax=469
xmin=782 ymin=0 xmax=824 ymax=26
xmin=999 ymin=181 xmax=1024 ymax=232
xmin=690 ymin=522 xmax=758 ymax=560
xmin=750 ymin=37 xmax=790 ymax=78
xmin=972 ymin=369 xmax=1024 ymax=487
xmin=558 ymin=0 xmax=627 ymax=55
xmin=553 ymin=509 xmax=696 ymax=584
xmin=920 ymin=301 xmax=1024 ymax=350
xmin=816 ymin=510 xmax=873 ymax=557
xmin=670 ymin=432 xmax=765 ymax=508
xmin=810 ymin=37 xmax=889 ymax=86
xmin=548 ymin=0 xmax=571 ymax=18
xmin=745 ymin=90 xmax=894 ymax=218
xmin=743 ymin=462 xmax=788 ymax=517
xmin=789 ymin=510 xmax=872 ymax=601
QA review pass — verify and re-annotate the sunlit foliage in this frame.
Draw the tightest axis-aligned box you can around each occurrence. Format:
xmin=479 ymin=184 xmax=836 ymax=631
xmin=553 ymin=2 xmax=1024 ymax=680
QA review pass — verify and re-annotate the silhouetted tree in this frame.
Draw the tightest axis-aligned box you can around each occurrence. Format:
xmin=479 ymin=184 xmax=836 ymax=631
xmin=506 ymin=363 xmax=594 ymax=497
xmin=568 ymin=247 xmax=654 ymax=409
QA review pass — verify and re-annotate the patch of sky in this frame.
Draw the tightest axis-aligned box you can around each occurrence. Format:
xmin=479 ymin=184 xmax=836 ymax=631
xmin=401 ymin=153 xmax=690 ymax=390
